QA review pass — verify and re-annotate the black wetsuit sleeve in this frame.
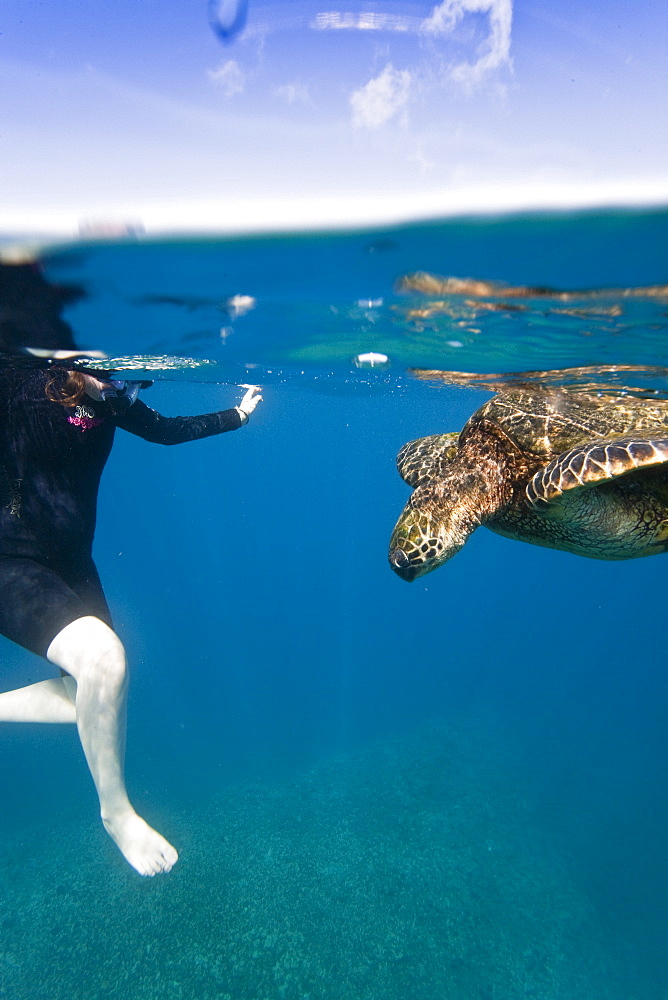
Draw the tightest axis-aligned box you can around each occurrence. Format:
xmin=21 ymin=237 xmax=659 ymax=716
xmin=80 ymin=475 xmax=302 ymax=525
xmin=115 ymin=398 xmax=243 ymax=444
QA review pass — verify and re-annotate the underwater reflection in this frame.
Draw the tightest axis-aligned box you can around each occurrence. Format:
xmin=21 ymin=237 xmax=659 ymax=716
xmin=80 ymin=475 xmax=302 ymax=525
xmin=398 ymin=272 xmax=668 ymax=311
xmin=389 ymin=366 xmax=668 ymax=580
xmin=395 ymin=273 xmax=668 ymax=354
xmin=0 ymin=259 xmax=87 ymax=355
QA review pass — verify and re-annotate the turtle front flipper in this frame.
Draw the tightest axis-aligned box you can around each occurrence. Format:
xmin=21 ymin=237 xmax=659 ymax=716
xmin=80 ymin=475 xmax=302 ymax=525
xmin=527 ymin=437 xmax=668 ymax=508
xmin=396 ymin=432 xmax=460 ymax=487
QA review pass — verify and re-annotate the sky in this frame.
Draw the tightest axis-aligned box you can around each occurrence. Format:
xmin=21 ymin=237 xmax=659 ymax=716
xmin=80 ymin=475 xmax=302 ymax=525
xmin=1 ymin=0 xmax=666 ymax=235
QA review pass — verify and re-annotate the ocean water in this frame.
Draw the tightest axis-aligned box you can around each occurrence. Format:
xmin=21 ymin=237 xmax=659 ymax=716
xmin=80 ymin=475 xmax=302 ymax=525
xmin=1 ymin=209 xmax=667 ymax=999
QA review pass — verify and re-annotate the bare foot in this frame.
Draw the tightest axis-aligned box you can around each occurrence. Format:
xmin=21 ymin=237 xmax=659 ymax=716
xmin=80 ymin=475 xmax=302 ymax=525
xmin=102 ymin=809 xmax=179 ymax=876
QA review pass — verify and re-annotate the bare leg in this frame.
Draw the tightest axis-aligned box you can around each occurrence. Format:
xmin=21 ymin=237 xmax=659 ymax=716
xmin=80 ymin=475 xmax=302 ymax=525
xmin=46 ymin=616 xmax=178 ymax=876
xmin=0 ymin=677 xmax=77 ymax=723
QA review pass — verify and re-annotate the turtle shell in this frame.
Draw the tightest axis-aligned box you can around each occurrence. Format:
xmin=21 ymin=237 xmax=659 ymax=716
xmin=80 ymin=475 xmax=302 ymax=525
xmin=469 ymin=389 xmax=668 ymax=459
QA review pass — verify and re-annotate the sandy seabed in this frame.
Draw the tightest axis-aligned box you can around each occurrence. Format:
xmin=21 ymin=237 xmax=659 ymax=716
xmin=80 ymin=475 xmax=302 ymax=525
xmin=0 ymin=721 xmax=623 ymax=1000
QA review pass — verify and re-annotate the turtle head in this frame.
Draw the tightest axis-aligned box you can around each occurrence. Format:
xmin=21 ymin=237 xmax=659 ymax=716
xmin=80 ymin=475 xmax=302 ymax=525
xmin=388 ymin=481 xmax=479 ymax=581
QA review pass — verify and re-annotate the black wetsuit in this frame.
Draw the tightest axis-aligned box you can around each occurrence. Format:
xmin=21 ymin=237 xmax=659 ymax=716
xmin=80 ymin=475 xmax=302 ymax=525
xmin=0 ymin=366 xmax=242 ymax=656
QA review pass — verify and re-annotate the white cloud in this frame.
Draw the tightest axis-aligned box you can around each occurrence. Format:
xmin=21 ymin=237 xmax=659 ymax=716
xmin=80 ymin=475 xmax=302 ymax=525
xmin=310 ymin=12 xmax=421 ymax=32
xmin=273 ymin=82 xmax=312 ymax=106
xmin=422 ymin=0 xmax=513 ymax=85
xmin=350 ymin=64 xmax=412 ymax=129
xmin=408 ymin=147 xmax=436 ymax=173
xmin=206 ymin=59 xmax=245 ymax=97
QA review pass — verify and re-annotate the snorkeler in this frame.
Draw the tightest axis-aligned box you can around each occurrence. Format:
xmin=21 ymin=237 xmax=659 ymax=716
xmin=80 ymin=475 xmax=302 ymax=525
xmin=0 ymin=261 xmax=261 ymax=875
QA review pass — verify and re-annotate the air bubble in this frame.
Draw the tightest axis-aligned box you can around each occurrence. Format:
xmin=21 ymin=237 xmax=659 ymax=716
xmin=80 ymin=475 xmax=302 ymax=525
xmin=353 ymin=352 xmax=390 ymax=369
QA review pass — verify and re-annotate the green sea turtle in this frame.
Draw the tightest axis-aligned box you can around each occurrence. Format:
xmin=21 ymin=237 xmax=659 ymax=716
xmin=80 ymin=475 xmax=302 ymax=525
xmin=389 ymin=386 xmax=668 ymax=581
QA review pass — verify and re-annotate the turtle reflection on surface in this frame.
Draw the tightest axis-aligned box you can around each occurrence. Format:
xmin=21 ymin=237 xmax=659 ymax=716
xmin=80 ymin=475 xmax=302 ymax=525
xmin=394 ymin=274 xmax=668 ymax=329
xmin=389 ymin=371 xmax=668 ymax=581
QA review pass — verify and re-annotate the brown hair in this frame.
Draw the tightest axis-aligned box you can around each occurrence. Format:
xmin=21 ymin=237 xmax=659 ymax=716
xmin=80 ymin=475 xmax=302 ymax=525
xmin=45 ymin=368 xmax=88 ymax=407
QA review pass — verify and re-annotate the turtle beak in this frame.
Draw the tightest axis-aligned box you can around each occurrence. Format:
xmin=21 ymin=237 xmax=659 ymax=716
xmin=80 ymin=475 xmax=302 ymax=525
xmin=388 ymin=547 xmax=420 ymax=582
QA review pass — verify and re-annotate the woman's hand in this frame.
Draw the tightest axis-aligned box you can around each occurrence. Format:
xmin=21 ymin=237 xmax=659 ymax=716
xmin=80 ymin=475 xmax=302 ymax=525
xmin=236 ymin=384 xmax=262 ymax=423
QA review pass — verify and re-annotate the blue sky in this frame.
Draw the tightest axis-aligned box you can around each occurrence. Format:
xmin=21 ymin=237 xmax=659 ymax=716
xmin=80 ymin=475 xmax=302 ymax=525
xmin=1 ymin=0 xmax=666 ymax=234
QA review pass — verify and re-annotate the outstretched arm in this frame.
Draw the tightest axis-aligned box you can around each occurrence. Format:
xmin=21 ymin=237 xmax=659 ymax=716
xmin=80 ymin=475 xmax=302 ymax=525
xmin=116 ymin=384 xmax=263 ymax=445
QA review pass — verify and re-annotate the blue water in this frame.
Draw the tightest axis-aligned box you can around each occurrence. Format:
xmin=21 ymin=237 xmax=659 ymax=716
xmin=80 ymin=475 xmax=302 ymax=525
xmin=1 ymin=209 xmax=667 ymax=998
